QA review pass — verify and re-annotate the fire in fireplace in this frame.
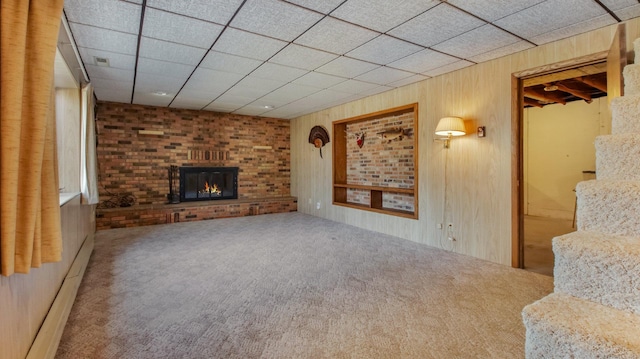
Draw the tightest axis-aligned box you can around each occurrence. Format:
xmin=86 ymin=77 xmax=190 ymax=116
xmin=179 ymin=167 xmax=238 ymax=202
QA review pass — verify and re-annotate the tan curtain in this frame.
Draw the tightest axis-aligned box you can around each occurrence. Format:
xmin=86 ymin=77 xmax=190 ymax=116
xmin=80 ymin=83 xmax=99 ymax=205
xmin=1 ymin=0 xmax=65 ymax=276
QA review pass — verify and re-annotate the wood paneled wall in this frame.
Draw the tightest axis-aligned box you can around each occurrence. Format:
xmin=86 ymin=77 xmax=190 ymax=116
xmin=56 ymin=88 xmax=81 ymax=193
xmin=0 ymin=196 xmax=94 ymax=359
xmin=291 ymin=18 xmax=640 ymax=266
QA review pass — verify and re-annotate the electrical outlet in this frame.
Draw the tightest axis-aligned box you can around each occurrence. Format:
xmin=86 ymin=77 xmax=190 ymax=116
xmin=436 ymin=223 xmax=443 ymax=229
xmin=316 ymin=201 xmax=321 ymax=210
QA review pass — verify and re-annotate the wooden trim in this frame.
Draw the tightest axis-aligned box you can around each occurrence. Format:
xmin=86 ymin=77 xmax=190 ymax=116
xmin=333 ymin=183 xmax=415 ymax=194
xmin=511 ymin=75 xmax=524 ymax=269
xmin=513 ymin=51 xmax=608 ymax=79
xmin=332 ymin=103 xmax=418 ymax=219
xmin=26 ymin=233 xmax=95 ymax=359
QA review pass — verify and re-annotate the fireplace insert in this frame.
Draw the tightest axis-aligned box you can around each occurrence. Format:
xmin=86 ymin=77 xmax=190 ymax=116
xmin=179 ymin=167 xmax=238 ymax=202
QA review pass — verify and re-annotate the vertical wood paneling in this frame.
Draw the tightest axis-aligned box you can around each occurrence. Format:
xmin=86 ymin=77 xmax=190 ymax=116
xmin=0 ymin=197 xmax=94 ymax=359
xmin=55 ymin=88 xmax=81 ymax=193
xmin=290 ymin=18 xmax=640 ymax=266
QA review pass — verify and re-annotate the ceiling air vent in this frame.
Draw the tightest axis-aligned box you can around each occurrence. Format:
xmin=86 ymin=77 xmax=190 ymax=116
xmin=94 ymin=57 xmax=110 ymax=67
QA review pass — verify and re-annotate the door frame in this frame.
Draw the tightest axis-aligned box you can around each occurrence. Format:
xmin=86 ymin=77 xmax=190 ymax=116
xmin=510 ymin=52 xmax=610 ymax=268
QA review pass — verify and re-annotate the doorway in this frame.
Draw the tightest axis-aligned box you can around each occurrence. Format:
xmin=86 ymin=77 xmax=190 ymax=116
xmin=511 ymin=24 xmax=626 ymax=272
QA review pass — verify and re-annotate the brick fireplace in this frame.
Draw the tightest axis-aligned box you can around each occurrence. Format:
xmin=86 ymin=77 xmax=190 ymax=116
xmin=95 ymin=101 xmax=296 ymax=229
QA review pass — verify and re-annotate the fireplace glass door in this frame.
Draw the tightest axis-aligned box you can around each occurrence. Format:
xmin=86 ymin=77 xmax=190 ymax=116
xmin=180 ymin=167 xmax=238 ymax=201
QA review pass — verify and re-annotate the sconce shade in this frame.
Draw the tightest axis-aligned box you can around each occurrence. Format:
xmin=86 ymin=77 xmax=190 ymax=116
xmin=435 ymin=117 xmax=466 ymax=136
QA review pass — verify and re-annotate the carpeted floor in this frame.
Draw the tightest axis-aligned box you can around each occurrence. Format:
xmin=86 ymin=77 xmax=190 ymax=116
xmin=56 ymin=212 xmax=552 ymax=358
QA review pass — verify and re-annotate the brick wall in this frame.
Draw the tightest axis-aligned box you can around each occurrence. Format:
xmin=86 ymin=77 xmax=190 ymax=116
xmin=96 ymin=101 xmax=291 ymax=207
xmin=346 ymin=112 xmax=415 ymax=211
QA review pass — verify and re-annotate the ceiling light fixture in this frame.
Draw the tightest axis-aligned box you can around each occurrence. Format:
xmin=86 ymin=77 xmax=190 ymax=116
xmin=152 ymin=91 xmax=168 ymax=96
xmin=263 ymin=105 xmax=274 ymax=109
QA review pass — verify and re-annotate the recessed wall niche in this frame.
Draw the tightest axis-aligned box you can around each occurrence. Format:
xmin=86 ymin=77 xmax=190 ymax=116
xmin=333 ymin=103 xmax=418 ymax=219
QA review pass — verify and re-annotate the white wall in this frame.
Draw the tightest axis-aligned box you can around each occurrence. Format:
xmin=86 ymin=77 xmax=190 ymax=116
xmin=523 ymin=98 xmax=609 ymax=219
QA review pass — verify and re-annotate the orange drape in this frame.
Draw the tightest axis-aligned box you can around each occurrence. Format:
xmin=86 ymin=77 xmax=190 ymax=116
xmin=1 ymin=0 xmax=64 ymax=275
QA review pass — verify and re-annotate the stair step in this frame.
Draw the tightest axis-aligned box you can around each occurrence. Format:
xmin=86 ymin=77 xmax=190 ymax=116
xmin=522 ymin=293 xmax=640 ymax=358
xmin=596 ymin=134 xmax=640 ymax=180
xmin=553 ymin=231 xmax=640 ymax=314
xmin=576 ymin=180 xmax=640 ymax=237
xmin=624 ymin=63 xmax=640 ymax=96
xmin=610 ymin=94 xmax=640 ymax=135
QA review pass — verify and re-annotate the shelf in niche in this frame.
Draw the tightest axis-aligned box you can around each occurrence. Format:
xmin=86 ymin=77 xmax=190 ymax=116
xmin=332 ymin=103 xmax=418 ymax=219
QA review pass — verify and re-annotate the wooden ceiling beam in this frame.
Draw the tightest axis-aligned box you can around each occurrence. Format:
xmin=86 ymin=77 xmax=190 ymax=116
xmin=548 ymin=83 xmax=592 ymax=102
xmin=524 ymin=98 xmax=544 ymax=108
xmin=524 ymin=88 xmax=567 ymax=105
xmin=576 ymin=76 xmax=607 ymax=92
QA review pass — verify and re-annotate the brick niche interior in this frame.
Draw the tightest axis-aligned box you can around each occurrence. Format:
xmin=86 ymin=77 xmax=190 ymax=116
xmin=95 ymin=101 xmax=296 ymax=229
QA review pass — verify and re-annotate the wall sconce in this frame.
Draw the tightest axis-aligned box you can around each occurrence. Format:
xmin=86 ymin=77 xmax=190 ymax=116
xmin=435 ymin=116 xmax=466 ymax=148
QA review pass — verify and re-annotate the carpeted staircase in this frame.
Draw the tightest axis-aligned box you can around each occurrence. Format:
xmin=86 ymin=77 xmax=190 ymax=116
xmin=522 ymin=39 xmax=640 ymax=358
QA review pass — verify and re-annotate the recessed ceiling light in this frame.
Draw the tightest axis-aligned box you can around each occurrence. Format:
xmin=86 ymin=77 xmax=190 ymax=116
xmin=263 ymin=105 xmax=274 ymax=109
xmin=152 ymin=91 xmax=168 ymax=96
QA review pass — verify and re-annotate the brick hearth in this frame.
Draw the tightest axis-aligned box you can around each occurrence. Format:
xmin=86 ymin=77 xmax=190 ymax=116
xmin=95 ymin=101 xmax=296 ymax=229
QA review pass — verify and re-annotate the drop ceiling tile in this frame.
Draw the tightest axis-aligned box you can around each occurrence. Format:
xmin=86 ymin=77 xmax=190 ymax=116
xmin=132 ymin=92 xmax=173 ymax=107
xmin=613 ymin=4 xmax=640 ymax=20
xmin=78 ymin=48 xmax=136 ymax=70
xmin=204 ymin=102 xmax=243 ymax=112
xmin=316 ymin=57 xmax=380 ymax=78
xmin=261 ymin=105 xmax=306 ymax=119
xmin=346 ymin=35 xmax=423 ymax=65
xmin=251 ymin=63 xmax=308 ymax=82
xmin=305 ymin=89 xmax=357 ymax=105
xmin=181 ymin=68 xmax=244 ymax=92
xmin=232 ymin=106 xmax=271 ymax=116
xmin=231 ymin=0 xmax=322 ymax=42
xmin=142 ymin=8 xmax=223 ymax=49
xmin=200 ymin=51 xmax=263 ymax=75
xmin=387 ymin=74 xmax=429 ymax=88
xmin=139 ymin=37 xmax=207 ymax=66
xmin=432 ymin=24 xmax=521 ymax=59
xmin=259 ymin=83 xmax=321 ymax=104
xmin=213 ymin=28 xmax=288 ymax=61
xmin=170 ymin=92 xmax=215 ymax=110
xmin=329 ymin=80 xmax=380 ymax=94
xmin=64 ymin=0 xmax=141 ymax=34
xmin=422 ymin=60 xmax=474 ymax=77
xmin=388 ymin=4 xmax=485 ymax=47
xmin=294 ymin=17 xmax=378 ymax=55
xmin=331 ymin=0 xmax=439 ymax=32
xmin=387 ymin=49 xmax=458 ymax=74
xmin=446 ymin=0 xmax=545 ymax=22
xmin=208 ymin=93 xmax=255 ymax=107
xmin=529 ymin=14 xmax=616 ymax=45
xmin=84 ymin=65 xmax=134 ymax=82
xmin=355 ymin=67 xmax=414 ymax=86
xmin=69 ymin=23 xmax=138 ymax=55
xmin=136 ymin=58 xmax=195 ymax=79
xmin=93 ymin=87 xmax=132 ymax=103
xmin=468 ymin=41 xmax=534 ymax=63
xmin=283 ymin=0 xmax=345 ymax=14
xmin=146 ymin=0 xmax=244 ymax=24
xmin=91 ymin=77 xmax=133 ymax=93
xmin=292 ymin=71 xmax=347 ymax=89
xmin=225 ymin=76 xmax=286 ymax=98
xmin=494 ymin=0 xmax=607 ymax=41
xmin=269 ymin=44 xmax=339 ymax=70
xmin=134 ymin=72 xmax=185 ymax=94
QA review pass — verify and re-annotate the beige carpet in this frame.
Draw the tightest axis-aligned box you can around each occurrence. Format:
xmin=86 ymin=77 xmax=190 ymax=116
xmin=56 ymin=212 xmax=552 ymax=358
